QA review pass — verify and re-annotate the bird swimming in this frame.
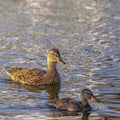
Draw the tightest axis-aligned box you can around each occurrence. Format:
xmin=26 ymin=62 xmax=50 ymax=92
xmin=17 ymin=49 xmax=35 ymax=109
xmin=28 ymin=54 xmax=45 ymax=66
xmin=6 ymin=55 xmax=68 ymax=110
xmin=7 ymin=48 xmax=65 ymax=85
xmin=48 ymin=89 xmax=100 ymax=112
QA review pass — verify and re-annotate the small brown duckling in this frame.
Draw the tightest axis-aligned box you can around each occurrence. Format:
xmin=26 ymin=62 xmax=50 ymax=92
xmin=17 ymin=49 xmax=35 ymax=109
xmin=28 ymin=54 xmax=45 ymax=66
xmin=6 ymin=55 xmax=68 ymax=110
xmin=48 ymin=89 xmax=100 ymax=112
xmin=7 ymin=48 xmax=65 ymax=85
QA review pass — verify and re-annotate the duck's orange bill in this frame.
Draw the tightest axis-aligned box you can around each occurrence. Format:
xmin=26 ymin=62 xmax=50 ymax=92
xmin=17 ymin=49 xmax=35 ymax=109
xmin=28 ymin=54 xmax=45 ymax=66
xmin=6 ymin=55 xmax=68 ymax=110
xmin=91 ymin=96 xmax=100 ymax=102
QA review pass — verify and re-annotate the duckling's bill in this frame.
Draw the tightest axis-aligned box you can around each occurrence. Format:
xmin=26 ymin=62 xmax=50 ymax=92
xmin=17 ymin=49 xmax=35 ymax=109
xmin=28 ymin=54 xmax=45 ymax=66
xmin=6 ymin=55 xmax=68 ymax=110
xmin=90 ymin=96 xmax=100 ymax=102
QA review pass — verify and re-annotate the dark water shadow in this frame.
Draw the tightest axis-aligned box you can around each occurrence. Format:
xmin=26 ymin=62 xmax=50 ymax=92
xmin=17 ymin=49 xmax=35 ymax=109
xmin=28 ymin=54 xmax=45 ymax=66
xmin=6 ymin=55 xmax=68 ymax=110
xmin=82 ymin=111 xmax=90 ymax=120
xmin=7 ymin=79 xmax=61 ymax=100
xmin=47 ymin=109 xmax=90 ymax=119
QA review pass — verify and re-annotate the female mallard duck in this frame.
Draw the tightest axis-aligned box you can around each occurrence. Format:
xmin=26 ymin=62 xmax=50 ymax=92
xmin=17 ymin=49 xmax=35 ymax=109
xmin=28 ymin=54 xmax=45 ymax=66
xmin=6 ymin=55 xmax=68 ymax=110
xmin=48 ymin=89 xmax=100 ymax=112
xmin=7 ymin=48 xmax=65 ymax=85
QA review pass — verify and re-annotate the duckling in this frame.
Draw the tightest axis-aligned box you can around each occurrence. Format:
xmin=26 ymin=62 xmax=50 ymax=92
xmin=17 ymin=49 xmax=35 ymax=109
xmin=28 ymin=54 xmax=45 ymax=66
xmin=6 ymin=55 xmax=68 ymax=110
xmin=7 ymin=48 xmax=65 ymax=85
xmin=48 ymin=89 xmax=100 ymax=112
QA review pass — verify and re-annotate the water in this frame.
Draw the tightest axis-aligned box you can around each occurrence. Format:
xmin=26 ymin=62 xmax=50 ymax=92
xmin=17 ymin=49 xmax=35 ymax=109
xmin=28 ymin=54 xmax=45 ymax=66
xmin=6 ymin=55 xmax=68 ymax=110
xmin=0 ymin=0 xmax=120 ymax=119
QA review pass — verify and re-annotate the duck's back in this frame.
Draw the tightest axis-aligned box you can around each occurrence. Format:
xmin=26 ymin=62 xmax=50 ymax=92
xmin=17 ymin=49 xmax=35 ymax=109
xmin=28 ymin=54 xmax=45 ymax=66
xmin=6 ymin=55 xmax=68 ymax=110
xmin=49 ymin=97 xmax=83 ymax=112
xmin=7 ymin=68 xmax=46 ymax=85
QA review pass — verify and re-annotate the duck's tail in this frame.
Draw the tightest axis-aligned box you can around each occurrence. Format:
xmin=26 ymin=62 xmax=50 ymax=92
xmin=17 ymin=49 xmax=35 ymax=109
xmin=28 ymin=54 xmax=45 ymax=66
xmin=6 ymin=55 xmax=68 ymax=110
xmin=48 ymin=99 xmax=57 ymax=107
xmin=2 ymin=67 xmax=11 ymax=76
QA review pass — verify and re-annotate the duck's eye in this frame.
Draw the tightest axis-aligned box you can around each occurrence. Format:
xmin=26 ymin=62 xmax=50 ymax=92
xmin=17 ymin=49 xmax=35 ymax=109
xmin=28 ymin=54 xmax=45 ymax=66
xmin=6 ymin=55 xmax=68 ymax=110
xmin=87 ymin=92 xmax=92 ymax=96
xmin=50 ymin=52 xmax=55 ymax=55
xmin=85 ymin=91 xmax=91 ymax=96
xmin=50 ymin=52 xmax=58 ymax=57
xmin=54 ymin=54 xmax=58 ymax=58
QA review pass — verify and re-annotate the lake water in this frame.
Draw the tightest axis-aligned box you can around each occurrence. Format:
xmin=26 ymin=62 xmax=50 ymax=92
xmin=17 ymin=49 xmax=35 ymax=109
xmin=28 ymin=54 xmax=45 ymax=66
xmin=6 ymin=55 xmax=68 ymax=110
xmin=0 ymin=0 xmax=120 ymax=119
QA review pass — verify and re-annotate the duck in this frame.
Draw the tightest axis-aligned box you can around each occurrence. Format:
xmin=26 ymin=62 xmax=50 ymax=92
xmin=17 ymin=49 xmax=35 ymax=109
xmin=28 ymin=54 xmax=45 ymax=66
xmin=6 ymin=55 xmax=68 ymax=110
xmin=7 ymin=48 xmax=65 ymax=85
xmin=48 ymin=89 xmax=100 ymax=112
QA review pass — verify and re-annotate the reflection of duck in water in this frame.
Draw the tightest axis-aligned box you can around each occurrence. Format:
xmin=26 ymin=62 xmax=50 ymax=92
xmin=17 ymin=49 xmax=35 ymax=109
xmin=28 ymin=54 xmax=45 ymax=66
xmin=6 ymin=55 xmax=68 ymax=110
xmin=7 ymin=48 xmax=65 ymax=85
xmin=48 ymin=111 xmax=90 ymax=118
xmin=48 ymin=110 xmax=90 ymax=119
xmin=49 ymin=89 xmax=100 ymax=112
xmin=82 ymin=111 xmax=90 ymax=120
xmin=10 ymin=82 xmax=61 ymax=100
xmin=45 ymin=83 xmax=61 ymax=100
xmin=26 ymin=83 xmax=61 ymax=100
xmin=28 ymin=83 xmax=61 ymax=100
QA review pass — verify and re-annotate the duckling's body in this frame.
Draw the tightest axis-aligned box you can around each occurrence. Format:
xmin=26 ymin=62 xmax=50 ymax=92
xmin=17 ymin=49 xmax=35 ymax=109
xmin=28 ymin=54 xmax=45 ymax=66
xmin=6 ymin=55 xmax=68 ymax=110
xmin=49 ymin=97 xmax=90 ymax=112
xmin=7 ymin=49 xmax=65 ymax=85
xmin=48 ymin=89 xmax=100 ymax=112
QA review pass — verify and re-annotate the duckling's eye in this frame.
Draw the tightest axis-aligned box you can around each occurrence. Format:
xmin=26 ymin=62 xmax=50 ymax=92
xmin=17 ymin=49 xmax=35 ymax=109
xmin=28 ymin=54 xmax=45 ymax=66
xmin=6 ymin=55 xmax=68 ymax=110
xmin=86 ymin=92 xmax=92 ymax=96
xmin=87 ymin=92 xmax=92 ymax=96
xmin=54 ymin=54 xmax=58 ymax=58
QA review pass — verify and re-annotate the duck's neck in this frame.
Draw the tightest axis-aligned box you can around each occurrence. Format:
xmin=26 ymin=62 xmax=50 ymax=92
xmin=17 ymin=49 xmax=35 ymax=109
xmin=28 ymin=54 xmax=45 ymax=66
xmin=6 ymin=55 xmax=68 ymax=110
xmin=81 ymin=99 xmax=91 ymax=111
xmin=81 ymin=95 xmax=88 ymax=106
xmin=47 ymin=60 xmax=57 ymax=73
xmin=81 ymin=99 xmax=88 ymax=106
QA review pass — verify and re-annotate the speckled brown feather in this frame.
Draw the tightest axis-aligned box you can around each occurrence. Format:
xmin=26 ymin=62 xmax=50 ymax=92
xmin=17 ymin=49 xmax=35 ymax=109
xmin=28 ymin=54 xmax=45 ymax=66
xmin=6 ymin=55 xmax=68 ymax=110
xmin=7 ymin=67 xmax=60 ymax=85
xmin=49 ymin=98 xmax=83 ymax=111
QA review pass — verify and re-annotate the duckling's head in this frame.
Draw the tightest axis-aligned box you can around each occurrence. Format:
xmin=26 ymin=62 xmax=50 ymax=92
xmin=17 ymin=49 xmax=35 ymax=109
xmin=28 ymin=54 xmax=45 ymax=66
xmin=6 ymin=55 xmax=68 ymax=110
xmin=47 ymin=48 xmax=65 ymax=64
xmin=80 ymin=89 xmax=100 ymax=105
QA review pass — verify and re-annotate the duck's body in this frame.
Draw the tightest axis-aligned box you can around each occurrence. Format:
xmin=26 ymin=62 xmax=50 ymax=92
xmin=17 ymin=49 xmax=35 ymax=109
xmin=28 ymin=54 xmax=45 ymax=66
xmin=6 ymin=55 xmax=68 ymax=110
xmin=7 ymin=48 xmax=65 ymax=85
xmin=49 ymin=97 xmax=91 ymax=112
xmin=7 ymin=68 xmax=60 ymax=85
xmin=48 ymin=89 xmax=100 ymax=112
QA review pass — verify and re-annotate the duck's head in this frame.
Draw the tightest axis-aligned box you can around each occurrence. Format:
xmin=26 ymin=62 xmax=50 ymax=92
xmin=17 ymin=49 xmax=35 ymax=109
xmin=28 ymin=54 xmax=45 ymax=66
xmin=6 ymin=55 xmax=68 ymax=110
xmin=80 ymin=89 xmax=100 ymax=106
xmin=47 ymin=48 xmax=65 ymax=64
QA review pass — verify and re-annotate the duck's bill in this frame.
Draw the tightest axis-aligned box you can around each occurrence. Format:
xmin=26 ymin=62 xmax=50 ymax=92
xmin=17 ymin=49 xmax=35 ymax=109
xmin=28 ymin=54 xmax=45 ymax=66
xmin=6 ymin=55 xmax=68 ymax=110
xmin=90 ymin=96 xmax=100 ymax=102
xmin=59 ymin=58 xmax=65 ymax=64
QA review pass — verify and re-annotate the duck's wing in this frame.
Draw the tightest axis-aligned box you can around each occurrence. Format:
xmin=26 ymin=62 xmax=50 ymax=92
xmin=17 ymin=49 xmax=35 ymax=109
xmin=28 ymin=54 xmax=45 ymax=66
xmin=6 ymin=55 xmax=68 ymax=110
xmin=48 ymin=98 xmax=75 ymax=110
xmin=75 ymin=101 xmax=91 ymax=111
xmin=7 ymin=68 xmax=46 ymax=76
xmin=7 ymin=68 xmax=46 ymax=85
xmin=27 ymin=68 xmax=46 ymax=75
